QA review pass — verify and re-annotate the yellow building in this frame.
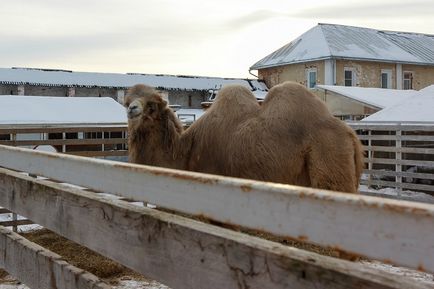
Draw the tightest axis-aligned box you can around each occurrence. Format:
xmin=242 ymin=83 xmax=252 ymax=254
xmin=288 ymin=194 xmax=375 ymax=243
xmin=250 ymin=23 xmax=434 ymax=118
xmin=251 ymin=23 xmax=434 ymax=91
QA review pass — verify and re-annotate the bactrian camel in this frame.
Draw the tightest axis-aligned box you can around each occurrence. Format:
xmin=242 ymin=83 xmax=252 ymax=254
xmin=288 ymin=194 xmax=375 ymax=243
xmin=124 ymin=81 xmax=364 ymax=193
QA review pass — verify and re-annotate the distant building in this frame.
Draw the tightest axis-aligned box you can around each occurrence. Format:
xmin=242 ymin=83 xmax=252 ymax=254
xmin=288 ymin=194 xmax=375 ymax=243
xmin=316 ymin=85 xmax=416 ymax=120
xmin=0 ymin=67 xmax=268 ymax=109
xmin=250 ymin=23 xmax=434 ymax=91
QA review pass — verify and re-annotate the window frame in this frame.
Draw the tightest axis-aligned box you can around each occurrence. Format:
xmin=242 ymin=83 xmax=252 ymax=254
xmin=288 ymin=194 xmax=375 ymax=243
xmin=381 ymin=69 xmax=392 ymax=89
xmin=403 ymin=71 xmax=413 ymax=90
xmin=306 ymin=67 xmax=317 ymax=89
xmin=344 ymin=67 xmax=356 ymax=87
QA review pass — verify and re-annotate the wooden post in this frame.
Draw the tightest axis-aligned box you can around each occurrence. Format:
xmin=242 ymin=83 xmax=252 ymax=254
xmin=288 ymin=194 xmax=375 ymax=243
xmin=11 ymin=213 xmax=17 ymax=232
xmin=62 ymin=132 xmax=66 ymax=153
xmin=367 ymin=130 xmax=373 ymax=189
xmin=396 ymin=130 xmax=402 ymax=195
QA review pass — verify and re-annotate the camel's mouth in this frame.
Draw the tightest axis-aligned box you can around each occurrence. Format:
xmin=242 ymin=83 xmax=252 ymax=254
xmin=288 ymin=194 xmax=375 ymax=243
xmin=127 ymin=103 xmax=142 ymax=120
xmin=127 ymin=111 xmax=141 ymax=120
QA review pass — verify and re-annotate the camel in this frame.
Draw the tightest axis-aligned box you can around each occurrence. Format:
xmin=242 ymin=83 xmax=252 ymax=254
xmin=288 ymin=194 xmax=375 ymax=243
xmin=124 ymin=82 xmax=364 ymax=194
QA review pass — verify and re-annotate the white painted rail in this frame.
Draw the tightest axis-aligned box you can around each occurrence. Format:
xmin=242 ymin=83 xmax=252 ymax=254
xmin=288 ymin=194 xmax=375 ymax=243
xmin=1 ymin=144 xmax=434 ymax=274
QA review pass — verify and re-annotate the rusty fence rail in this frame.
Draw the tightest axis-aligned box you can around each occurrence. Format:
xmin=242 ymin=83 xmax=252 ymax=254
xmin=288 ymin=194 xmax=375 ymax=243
xmin=0 ymin=144 xmax=434 ymax=289
xmin=349 ymin=121 xmax=434 ymax=195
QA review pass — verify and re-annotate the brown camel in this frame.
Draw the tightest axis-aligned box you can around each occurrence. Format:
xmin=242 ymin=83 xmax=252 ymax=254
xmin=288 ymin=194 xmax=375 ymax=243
xmin=124 ymin=82 xmax=364 ymax=194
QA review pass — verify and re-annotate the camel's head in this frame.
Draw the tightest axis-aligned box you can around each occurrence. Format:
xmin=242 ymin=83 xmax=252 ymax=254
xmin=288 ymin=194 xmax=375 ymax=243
xmin=124 ymin=84 xmax=168 ymax=130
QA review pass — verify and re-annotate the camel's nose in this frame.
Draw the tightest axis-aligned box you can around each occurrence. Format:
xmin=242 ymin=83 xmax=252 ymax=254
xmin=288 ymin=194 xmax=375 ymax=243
xmin=128 ymin=105 xmax=138 ymax=112
xmin=127 ymin=104 xmax=141 ymax=119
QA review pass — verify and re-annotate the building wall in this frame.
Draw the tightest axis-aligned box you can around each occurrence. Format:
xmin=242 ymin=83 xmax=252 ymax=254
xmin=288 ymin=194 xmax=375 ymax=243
xmin=314 ymin=89 xmax=378 ymax=117
xmin=335 ymin=60 xmax=397 ymax=88
xmin=74 ymin=87 xmax=118 ymax=98
xmin=0 ymin=84 xmax=18 ymax=95
xmin=24 ymin=85 xmax=69 ymax=96
xmin=0 ymin=83 xmax=207 ymax=108
xmin=167 ymin=90 xmax=207 ymax=108
xmin=258 ymin=61 xmax=325 ymax=88
xmin=258 ymin=60 xmax=434 ymax=90
xmin=401 ymin=64 xmax=434 ymax=90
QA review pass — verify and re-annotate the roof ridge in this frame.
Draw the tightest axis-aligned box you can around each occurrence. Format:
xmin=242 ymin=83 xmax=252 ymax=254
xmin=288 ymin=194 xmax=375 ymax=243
xmin=318 ymin=23 xmax=434 ymax=38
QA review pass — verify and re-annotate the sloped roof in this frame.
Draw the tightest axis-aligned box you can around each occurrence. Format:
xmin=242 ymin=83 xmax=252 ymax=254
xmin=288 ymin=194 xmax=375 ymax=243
xmin=317 ymin=85 xmax=416 ymax=109
xmin=251 ymin=23 xmax=434 ymax=70
xmin=0 ymin=95 xmax=127 ymax=125
xmin=362 ymin=85 xmax=434 ymax=122
xmin=0 ymin=67 xmax=268 ymax=91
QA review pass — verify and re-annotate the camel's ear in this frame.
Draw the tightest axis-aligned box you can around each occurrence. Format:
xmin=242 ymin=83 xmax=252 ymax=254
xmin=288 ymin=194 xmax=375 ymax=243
xmin=158 ymin=100 xmax=167 ymax=111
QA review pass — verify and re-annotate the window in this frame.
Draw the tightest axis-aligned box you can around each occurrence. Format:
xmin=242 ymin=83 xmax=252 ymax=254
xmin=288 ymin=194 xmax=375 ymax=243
xmin=344 ymin=68 xmax=356 ymax=86
xmin=381 ymin=69 xmax=392 ymax=89
xmin=403 ymin=72 xmax=413 ymax=90
xmin=306 ymin=68 xmax=317 ymax=89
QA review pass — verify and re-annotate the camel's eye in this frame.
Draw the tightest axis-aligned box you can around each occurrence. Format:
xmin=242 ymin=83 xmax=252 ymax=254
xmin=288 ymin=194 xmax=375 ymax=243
xmin=147 ymin=102 xmax=156 ymax=113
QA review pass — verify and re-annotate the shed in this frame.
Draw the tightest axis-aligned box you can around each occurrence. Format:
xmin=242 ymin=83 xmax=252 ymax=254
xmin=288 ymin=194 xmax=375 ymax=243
xmin=0 ymin=95 xmax=127 ymax=158
xmin=316 ymin=85 xmax=416 ymax=120
xmin=362 ymin=85 xmax=434 ymax=122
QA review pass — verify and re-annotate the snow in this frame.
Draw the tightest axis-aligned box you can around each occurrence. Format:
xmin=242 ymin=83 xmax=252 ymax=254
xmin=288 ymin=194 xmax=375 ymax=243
xmin=362 ymin=85 xmax=434 ymax=122
xmin=0 ymin=68 xmax=268 ymax=92
xmin=317 ymin=85 xmax=416 ymax=109
xmin=0 ymin=95 xmax=127 ymax=125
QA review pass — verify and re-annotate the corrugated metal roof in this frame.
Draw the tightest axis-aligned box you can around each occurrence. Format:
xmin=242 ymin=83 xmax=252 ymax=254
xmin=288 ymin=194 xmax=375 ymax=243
xmin=251 ymin=23 xmax=434 ymax=70
xmin=0 ymin=67 xmax=268 ymax=91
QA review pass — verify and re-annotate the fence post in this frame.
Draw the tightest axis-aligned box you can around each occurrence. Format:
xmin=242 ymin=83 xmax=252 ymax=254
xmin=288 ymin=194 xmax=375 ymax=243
xmin=396 ymin=129 xmax=402 ymax=195
xmin=12 ymin=213 xmax=17 ymax=232
xmin=367 ymin=130 xmax=373 ymax=189
xmin=62 ymin=132 xmax=66 ymax=153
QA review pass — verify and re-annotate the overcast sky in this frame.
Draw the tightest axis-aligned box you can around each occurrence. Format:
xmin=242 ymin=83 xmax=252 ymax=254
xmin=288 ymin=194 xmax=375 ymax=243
xmin=1 ymin=0 xmax=433 ymax=78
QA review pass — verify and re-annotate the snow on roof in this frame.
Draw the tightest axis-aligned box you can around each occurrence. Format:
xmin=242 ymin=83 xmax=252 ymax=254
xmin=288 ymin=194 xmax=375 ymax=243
xmin=317 ymin=85 xmax=416 ymax=109
xmin=362 ymin=85 xmax=434 ymax=122
xmin=251 ymin=23 xmax=434 ymax=70
xmin=0 ymin=95 xmax=127 ymax=125
xmin=0 ymin=67 xmax=268 ymax=91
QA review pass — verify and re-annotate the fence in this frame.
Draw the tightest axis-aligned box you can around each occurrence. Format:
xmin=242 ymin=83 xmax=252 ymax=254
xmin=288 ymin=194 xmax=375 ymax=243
xmin=0 ymin=123 xmax=128 ymax=158
xmin=0 ymin=144 xmax=433 ymax=289
xmin=349 ymin=122 xmax=434 ymax=196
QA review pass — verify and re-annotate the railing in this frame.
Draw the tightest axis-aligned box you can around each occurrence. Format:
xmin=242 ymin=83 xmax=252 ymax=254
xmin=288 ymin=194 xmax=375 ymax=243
xmin=349 ymin=122 xmax=434 ymax=195
xmin=0 ymin=123 xmax=128 ymax=158
xmin=0 ymin=144 xmax=433 ymax=289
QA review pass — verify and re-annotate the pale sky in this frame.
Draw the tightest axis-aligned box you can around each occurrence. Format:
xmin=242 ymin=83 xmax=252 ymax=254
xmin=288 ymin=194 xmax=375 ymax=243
xmin=1 ymin=0 xmax=433 ymax=78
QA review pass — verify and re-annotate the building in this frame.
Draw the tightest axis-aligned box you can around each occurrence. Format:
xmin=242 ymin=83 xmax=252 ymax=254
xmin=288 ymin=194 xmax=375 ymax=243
xmin=0 ymin=67 xmax=268 ymax=109
xmin=316 ymin=85 xmax=416 ymax=120
xmin=362 ymin=85 xmax=434 ymax=122
xmin=0 ymin=95 xmax=128 ymax=158
xmin=250 ymin=23 xmax=434 ymax=91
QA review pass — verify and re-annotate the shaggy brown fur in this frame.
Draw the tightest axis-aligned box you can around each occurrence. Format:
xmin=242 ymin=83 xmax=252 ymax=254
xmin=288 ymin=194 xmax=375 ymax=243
xmin=124 ymin=82 xmax=364 ymax=193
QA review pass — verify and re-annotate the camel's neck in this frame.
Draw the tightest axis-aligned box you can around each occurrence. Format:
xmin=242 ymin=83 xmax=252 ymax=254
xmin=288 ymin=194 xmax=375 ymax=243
xmin=128 ymin=109 xmax=187 ymax=169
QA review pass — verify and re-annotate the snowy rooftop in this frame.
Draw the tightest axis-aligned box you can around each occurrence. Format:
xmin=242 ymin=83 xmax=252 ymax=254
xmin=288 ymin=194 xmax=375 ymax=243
xmin=317 ymin=85 xmax=416 ymax=109
xmin=362 ymin=85 xmax=434 ymax=122
xmin=0 ymin=95 xmax=127 ymax=125
xmin=0 ymin=67 xmax=268 ymax=91
xmin=251 ymin=23 xmax=434 ymax=70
